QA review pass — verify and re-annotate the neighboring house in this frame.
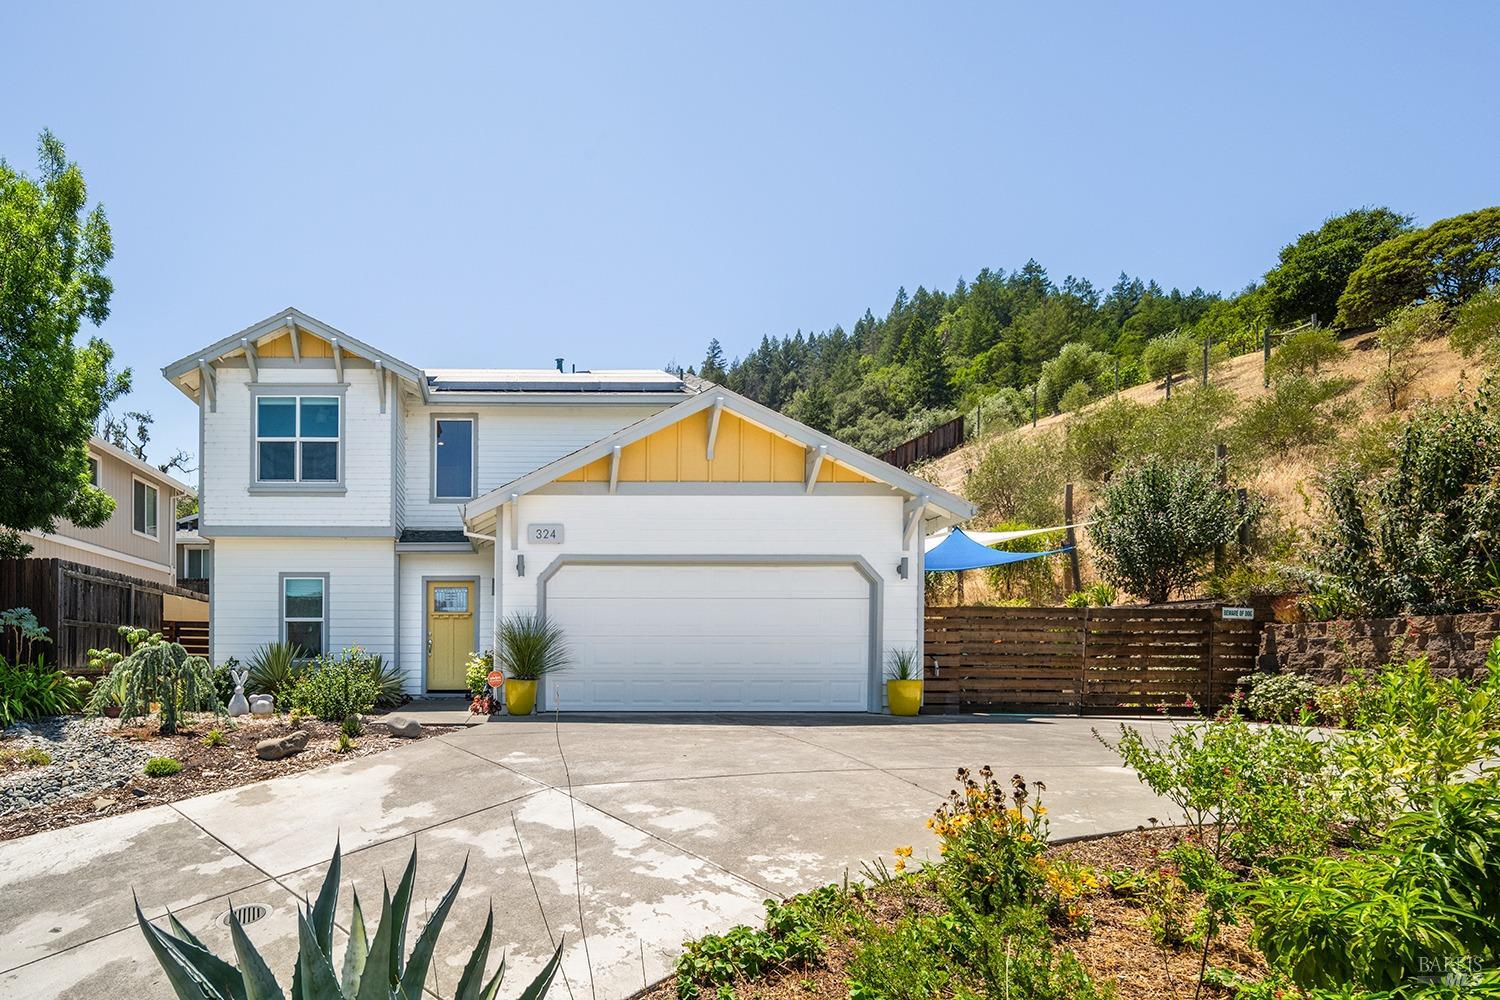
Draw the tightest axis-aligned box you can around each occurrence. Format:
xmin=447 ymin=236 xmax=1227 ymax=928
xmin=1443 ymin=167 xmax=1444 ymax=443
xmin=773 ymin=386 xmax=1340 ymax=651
xmin=162 ymin=307 xmax=974 ymax=712
xmin=20 ymin=436 xmax=194 ymax=587
xmin=176 ymin=513 xmax=211 ymax=592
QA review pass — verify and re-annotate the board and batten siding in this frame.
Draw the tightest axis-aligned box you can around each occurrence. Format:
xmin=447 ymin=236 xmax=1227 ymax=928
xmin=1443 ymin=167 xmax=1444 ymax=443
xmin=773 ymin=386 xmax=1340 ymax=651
xmin=202 ymin=366 xmax=393 ymax=529
xmin=396 ymin=550 xmax=494 ymax=694
xmin=210 ymin=537 xmax=395 ymax=666
xmin=401 ymin=403 xmax=666 ymax=530
xmin=495 ymin=493 xmax=920 ymax=694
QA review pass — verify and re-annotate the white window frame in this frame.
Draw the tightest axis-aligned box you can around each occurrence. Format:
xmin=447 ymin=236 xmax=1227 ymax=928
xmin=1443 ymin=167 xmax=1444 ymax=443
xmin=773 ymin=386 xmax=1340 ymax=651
xmin=279 ymin=573 xmax=329 ymax=657
xmin=250 ymin=386 xmax=347 ymax=493
xmin=183 ymin=547 xmax=210 ymax=578
xmin=132 ymin=477 xmax=159 ymax=539
xmin=430 ymin=413 xmax=478 ymax=502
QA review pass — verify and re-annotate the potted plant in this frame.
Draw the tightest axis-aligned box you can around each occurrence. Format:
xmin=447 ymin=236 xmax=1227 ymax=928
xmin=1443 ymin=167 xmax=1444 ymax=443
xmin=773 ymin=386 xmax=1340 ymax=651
xmin=496 ymin=613 xmax=569 ymax=716
xmin=885 ymin=647 xmax=922 ymax=717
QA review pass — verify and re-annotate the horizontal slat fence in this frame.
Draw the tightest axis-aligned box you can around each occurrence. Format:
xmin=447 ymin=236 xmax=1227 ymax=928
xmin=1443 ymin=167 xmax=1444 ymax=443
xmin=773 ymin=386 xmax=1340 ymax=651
xmin=163 ymin=621 xmax=210 ymax=657
xmin=924 ymin=605 xmax=1256 ymax=714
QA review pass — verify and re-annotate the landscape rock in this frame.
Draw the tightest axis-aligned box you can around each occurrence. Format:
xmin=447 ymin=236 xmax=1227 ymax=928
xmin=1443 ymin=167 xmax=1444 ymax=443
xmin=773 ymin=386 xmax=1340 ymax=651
xmin=255 ymin=730 xmax=309 ymax=761
xmin=383 ymin=715 xmax=422 ymax=738
xmin=1 ymin=717 xmax=151 ymax=817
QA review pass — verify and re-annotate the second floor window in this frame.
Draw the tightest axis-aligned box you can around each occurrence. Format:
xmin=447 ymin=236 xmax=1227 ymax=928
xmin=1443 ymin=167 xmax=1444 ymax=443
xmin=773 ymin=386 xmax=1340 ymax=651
xmin=433 ymin=417 xmax=475 ymax=500
xmin=133 ymin=479 xmax=159 ymax=537
xmin=257 ymin=395 xmax=340 ymax=483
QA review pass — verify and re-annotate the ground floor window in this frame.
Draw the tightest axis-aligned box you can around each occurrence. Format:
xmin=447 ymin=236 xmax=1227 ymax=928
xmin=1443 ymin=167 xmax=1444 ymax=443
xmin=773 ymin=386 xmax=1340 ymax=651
xmin=183 ymin=548 xmax=211 ymax=578
xmin=282 ymin=575 xmax=327 ymax=655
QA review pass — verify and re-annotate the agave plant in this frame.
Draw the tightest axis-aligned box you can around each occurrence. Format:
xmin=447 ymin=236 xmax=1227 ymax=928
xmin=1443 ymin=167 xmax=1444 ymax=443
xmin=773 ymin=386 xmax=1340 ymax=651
xmin=496 ymin=614 xmax=570 ymax=682
xmin=137 ymin=840 xmax=563 ymax=999
xmin=247 ymin=641 xmax=308 ymax=699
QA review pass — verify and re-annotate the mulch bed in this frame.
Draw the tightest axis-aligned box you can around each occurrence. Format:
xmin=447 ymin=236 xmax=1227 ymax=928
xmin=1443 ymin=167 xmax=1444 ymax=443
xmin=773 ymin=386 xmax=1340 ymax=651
xmin=637 ymin=827 xmax=1269 ymax=1000
xmin=0 ymin=712 xmax=462 ymax=843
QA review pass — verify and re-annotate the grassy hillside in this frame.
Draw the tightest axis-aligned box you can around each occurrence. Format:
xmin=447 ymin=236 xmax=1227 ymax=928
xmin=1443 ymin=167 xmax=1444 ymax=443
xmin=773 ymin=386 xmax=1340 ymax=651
xmin=915 ymin=326 xmax=1488 ymax=607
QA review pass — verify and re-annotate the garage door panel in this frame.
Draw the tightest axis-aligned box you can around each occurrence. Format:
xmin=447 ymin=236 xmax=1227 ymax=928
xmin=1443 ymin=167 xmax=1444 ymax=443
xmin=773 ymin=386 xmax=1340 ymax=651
xmin=543 ymin=564 xmax=870 ymax=712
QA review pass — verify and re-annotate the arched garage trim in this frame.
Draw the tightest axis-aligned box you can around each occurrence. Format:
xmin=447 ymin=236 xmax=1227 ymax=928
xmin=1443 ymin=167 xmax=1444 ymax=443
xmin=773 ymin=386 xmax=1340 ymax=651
xmin=535 ymin=554 xmax=885 ymax=713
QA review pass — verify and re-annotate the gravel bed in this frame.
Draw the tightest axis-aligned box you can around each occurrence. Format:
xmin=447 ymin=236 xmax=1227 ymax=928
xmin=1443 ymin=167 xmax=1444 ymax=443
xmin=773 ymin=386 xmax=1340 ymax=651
xmin=0 ymin=716 xmax=152 ymax=816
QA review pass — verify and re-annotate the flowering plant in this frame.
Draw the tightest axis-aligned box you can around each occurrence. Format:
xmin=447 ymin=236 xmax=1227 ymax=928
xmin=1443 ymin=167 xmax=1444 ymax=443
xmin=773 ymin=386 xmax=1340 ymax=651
xmin=927 ymin=767 xmax=1049 ymax=914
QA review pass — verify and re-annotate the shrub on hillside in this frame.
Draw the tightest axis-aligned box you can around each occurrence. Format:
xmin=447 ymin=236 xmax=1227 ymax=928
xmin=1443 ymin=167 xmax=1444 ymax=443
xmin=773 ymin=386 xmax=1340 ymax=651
xmin=1449 ymin=284 xmax=1500 ymax=364
xmin=1310 ymin=381 xmax=1500 ymax=617
xmin=1264 ymin=326 xmax=1346 ymax=381
xmin=1230 ymin=374 xmax=1354 ymax=457
xmin=964 ymin=434 xmax=1065 ymax=526
xmin=1087 ymin=456 xmax=1252 ymax=603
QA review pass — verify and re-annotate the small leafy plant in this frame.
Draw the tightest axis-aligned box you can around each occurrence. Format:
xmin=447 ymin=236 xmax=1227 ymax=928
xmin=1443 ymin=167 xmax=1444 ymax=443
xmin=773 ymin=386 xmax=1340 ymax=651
xmin=675 ymin=884 xmax=853 ymax=999
xmin=137 ymin=840 xmax=563 ymax=999
xmin=927 ymin=767 xmax=1050 ymax=915
xmin=201 ymin=728 xmax=225 ymax=748
xmin=1235 ymin=671 xmax=1319 ymax=723
xmin=336 ymin=730 xmax=356 ymax=755
xmin=143 ymin=756 xmax=182 ymax=777
xmin=465 ymin=649 xmax=495 ymax=696
xmin=0 ymin=746 xmax=52 ymax=767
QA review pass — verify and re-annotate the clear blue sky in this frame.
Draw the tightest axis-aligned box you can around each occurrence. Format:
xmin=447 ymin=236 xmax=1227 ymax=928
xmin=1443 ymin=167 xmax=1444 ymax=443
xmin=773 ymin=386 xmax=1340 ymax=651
xmin=5 ymin=2 xmax=1496 ymax=468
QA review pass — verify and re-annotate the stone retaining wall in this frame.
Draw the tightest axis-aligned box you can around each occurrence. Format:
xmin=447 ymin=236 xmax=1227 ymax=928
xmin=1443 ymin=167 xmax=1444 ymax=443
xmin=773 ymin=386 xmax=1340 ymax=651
xmin=1259 ymin=614 xmax=1500 ymax=683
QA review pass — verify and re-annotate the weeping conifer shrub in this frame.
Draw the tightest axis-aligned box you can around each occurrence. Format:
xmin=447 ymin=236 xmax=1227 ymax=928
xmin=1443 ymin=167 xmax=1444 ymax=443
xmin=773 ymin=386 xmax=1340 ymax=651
xmin=136 ymin=840 xmax=564 ymax=1000
xmin=86 ymin=629 xmax=221 ymax=735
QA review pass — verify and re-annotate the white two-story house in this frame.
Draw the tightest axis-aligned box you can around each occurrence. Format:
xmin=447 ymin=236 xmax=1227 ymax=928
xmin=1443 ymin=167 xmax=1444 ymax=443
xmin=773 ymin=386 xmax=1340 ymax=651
xmin=162 ymin=308 xmax=973 ymax=712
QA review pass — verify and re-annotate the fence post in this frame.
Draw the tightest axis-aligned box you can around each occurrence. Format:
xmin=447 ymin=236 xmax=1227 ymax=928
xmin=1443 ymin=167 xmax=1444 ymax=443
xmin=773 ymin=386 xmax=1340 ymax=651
xmin=1165 ymin=371 xmax=1172 ymax=401
xmin=1263 ymin=327 xmax=1272 ymax=388
xmin=1204 ymin=607 xmax=1215 ymax=712
xmin=1213 ymin=444 xmax=1228 ymax=575
xmin=1078 ymin=605 xmax=1088 ymax=716
xmin=1063 ymin=483 xmax=1082 ymax=593
xmin=1031 ymin=384 xmax=1038 ymax=427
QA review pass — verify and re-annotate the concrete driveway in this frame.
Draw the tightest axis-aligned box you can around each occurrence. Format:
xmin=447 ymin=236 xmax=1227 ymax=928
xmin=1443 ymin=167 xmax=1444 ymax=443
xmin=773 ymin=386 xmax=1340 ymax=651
xmin=0 ymin=714 xmax=1177 ymax=999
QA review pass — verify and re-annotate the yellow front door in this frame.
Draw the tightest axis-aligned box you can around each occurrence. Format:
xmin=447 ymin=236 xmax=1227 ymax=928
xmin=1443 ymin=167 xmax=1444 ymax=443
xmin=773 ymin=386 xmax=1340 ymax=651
xmin=426 ymin=580 xmax=476 ymax=692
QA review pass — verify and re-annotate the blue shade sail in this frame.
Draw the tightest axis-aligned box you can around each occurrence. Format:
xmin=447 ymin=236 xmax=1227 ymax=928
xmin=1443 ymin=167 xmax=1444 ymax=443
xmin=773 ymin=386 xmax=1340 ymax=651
xmin=925 ymin=528 xmax=1073 ymax=572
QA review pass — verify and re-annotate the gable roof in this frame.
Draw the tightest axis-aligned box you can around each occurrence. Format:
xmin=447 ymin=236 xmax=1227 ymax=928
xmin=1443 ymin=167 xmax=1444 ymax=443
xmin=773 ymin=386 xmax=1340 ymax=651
xmin=461 ymin=385 xmax=975 ymax=523
xmin=90 ymin=436 xmax=196 ymax=496
xmin=161 ymin=307 xmax=426 ymax=398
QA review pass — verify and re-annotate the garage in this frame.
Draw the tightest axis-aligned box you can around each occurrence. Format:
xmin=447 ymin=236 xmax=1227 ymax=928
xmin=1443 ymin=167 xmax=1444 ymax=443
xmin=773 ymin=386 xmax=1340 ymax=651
xmin=541 ymin=562 xmax=875 ymax=712
xmin=459 ymin=386 xmax=975 ymax=714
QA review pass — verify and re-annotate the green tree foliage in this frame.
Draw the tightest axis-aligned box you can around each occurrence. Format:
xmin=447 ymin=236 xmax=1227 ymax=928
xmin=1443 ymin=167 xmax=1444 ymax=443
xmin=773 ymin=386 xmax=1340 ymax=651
xmin=86 ymin=630 xmax=221 ymax=735
xmin=1264 ymin=326 xmax=1346 ymax=381
xmin=1261 ymin=207 xmax=1413 ymax=326
xmin=963 ymin=436 xmax=1064 ymax=527
xmin=1337 ymin=206 xmax=1500 ymax=327
xmin=1449 ymin=284 xmax=1500 ymax=363
xmin=1368 ymin=301 xmax=1443 ymax=412
xmin=0 ymin=132 xmax=125 ymax=558
xmin=1087 ymin=456 xmax=1250 ymax=603
xmin=1036 ymin=342 xmax=1110 ymax=413
xmin=1140 ymin=331 xmax=1197 ymax=383
xmin=1309 ymin=382 xmax=1500 ymax=617
xmin=699 ymin=337 xmax=728 ymax=383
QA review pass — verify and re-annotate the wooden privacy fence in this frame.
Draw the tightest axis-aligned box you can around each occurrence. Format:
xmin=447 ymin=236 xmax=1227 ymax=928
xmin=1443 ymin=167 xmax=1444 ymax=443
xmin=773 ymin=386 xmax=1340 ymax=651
xmin=923 ymin=605 xmax=1262 ymax=714
xmin=879 ymin=415 xmax=965 ymax=470
xmin=0 ymin=559 xmax=208 ymax=669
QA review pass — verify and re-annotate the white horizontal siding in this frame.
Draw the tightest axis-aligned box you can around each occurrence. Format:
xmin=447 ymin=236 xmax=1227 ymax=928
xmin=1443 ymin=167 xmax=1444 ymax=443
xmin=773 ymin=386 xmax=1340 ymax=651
xmin=210 ymin=537 xmax=396 ymax=668
xmin=202 ymin=367 xmax=393 ymax=529
xmin=403 ymin=403 xmax=664 ymax=530
xmin=396 ymin=551 xmax=494 ymax=694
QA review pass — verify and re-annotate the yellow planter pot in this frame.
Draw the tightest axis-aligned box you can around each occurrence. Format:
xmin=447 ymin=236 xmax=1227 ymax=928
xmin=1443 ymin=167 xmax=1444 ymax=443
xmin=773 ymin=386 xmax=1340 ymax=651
xmin=887 ymin=679 xmax=922 ymax=717
xmin=505 ymin=679 xmax=538 ymax=716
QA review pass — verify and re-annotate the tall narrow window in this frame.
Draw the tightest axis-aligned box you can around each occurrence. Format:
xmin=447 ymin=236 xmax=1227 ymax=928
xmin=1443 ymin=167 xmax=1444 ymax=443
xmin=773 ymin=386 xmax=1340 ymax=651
xmin=184 ymin=548 xmax=210 ymax=578
xmin=87 ymin=457 xmax=100 ymax=486
xmin=256 ymin=395 xmax=340 ymax=483
xmin=282 ymin=576 xmax=326 ymax=655
xmin=433 ymin=417 xmax=475 ymax=500
xmin=133 ymin=480 xmax=159 ymax=537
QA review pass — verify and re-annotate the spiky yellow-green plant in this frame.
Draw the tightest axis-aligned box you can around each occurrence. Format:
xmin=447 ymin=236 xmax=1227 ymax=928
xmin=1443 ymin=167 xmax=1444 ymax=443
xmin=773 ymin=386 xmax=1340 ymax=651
xmin=136 ymin=840 xmax=563 ymax=999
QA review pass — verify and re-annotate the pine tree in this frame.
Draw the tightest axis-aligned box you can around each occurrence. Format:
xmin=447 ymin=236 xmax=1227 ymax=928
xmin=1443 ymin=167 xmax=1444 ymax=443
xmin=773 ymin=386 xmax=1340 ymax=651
xmin=700 ymin=338 xmax=728 ymax=383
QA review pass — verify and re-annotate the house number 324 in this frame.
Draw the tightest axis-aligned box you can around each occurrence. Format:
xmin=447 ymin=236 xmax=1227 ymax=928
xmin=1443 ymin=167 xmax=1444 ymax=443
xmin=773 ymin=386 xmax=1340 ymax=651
xmin=528 ymin=523 xmax=563 ymax=543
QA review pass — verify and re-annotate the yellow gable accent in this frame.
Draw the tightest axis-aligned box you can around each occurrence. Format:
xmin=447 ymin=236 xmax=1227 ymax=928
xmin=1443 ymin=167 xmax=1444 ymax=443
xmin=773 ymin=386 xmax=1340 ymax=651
xmin=252 ymin=330 xmax=336 ymax=359
xmin=552 ymin=410 xmax=874 ymax=485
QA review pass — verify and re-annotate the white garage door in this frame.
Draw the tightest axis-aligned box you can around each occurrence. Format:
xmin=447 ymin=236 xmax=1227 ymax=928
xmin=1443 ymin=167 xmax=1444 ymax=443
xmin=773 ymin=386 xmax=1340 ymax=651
xmin=542 ymin=564 xmax=871 ymax=712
